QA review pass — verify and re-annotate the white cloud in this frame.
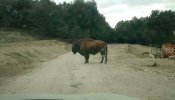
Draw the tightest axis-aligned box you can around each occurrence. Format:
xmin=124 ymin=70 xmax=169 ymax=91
xmin=101 ymin=3 xmax=166 ymax=27
xmin=165 ymin=3 xmax=175 ymax=10
xmin=99 ymin=4 xmax=129 ymax=14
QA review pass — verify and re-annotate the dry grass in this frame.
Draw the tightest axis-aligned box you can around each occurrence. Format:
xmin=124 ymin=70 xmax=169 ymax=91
xmin=108 ymin=44 xmax=175 ymax=79
xmin=0 ymin=30 xmax=70 ymax=77
xmin=0 ymin=40 xmax=70 ymax=77
xmin=0 ymin=30 xmax=34 ymax=43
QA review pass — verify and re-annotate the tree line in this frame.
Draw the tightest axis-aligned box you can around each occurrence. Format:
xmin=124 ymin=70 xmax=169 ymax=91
xmin=114 ymin=10 xmax=175 ymax=46
xmin=0 ymin=0 xmax=175 ymax=46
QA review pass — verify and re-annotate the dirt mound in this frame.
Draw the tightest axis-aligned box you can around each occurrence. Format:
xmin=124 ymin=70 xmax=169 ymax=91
xmin=0 ymin=30 xmax=70 ymax=77
xmin=0 ymin=40 xmax=70 ymax=77
xmin=0 ymin=30 xmax=35 ymax=43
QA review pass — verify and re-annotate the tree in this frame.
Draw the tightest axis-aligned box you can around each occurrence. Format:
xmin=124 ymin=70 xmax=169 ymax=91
xmin=114 ymin=10 xmax=175 ymax=45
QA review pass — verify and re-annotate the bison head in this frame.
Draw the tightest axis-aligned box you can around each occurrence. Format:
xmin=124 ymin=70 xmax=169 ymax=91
xmin=72 ymin=40 xmax=79 ymax=54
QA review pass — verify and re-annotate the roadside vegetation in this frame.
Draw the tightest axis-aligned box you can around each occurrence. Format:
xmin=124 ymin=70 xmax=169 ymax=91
xmin=0 ymin=30 xmax=69 ymax=77
xmin=0 ymin=0 xmax=175 ymax=46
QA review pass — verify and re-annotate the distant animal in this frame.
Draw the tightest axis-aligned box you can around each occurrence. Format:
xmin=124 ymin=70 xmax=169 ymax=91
xmin=162 ymin=43 xmax=175 ymax=58
xmin=72 ymin=38 xmax=108 ymax=64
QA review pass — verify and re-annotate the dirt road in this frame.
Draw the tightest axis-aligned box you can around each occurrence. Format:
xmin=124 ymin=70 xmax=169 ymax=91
xmin=0 ymin=44 xmax=175 ymax=100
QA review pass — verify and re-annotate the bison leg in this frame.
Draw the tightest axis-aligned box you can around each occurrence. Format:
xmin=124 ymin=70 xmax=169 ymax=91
xmin=105 ymin=53 xmax=107 ymax=63
xmin=100 ymin=49 xmax=105 ymax=63
xmin=100 ymin=54 xmax=104 ymax=63
xmin=105 ymin=45 xmax=108 ymax=63
xmin=84 ymin=54 xmax=89 ymax=64
xmin=100 ymin=47 xmax=107 ymax=64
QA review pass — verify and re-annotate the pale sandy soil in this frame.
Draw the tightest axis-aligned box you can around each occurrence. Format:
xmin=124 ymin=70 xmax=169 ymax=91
xmin=0 ymin=43 xmax=175 ymax=100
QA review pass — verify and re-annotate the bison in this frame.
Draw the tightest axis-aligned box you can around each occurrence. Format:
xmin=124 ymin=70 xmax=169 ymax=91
xmin=72 ymin=38 xmax=108 ymax=64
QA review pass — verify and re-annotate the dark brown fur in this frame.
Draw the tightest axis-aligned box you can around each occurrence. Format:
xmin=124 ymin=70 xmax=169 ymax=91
xmin=72 ymin=38 xmax=108 ymax=64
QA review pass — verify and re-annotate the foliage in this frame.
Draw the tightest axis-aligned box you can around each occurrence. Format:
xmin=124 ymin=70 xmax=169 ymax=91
xmin=0 ymin=0 xmax=175 ymax=45
xmin=114 ymin=10 xmax=175 ymax=46
xmin=0 ymin=0 xmax=112 ymax=41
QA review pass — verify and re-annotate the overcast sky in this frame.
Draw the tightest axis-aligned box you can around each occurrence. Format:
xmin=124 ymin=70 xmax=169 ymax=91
xmin=53 ymin=0 xmax=175 ymax=28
